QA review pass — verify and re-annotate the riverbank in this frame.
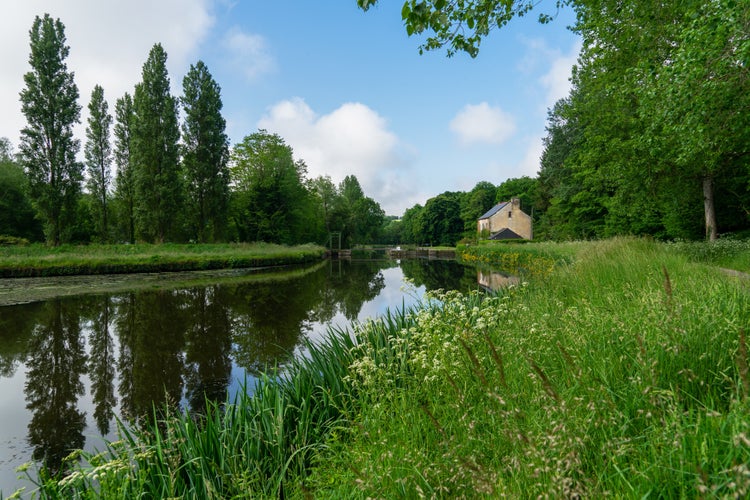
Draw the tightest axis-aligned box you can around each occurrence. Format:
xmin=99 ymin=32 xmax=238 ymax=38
xmin=0 ymin=242 xmax=326 ymax=278
xmin=18 ymin=238 xmax=750 ymax=498
xmin=0 ymin=260 xmax=329 ymax=306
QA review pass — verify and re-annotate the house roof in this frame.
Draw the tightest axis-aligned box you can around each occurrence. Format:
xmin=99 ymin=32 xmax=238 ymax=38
xmin=489 ymin=228 xmax=524 ymax=240
xmin=478 ymin=201 xmax=509 ymax=220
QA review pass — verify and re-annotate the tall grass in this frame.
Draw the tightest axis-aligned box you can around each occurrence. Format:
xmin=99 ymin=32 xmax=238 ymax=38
xmin=22 ymin=325 xmax=355 ymax=498
xmin=667 ymin=237 xmax=750 ymax=272
xmin=457 ymin=240 xmax=581 ymax=279
xmin=308 ymin=237 xmax=750 ymax=497
xmin=21 ymin=238 xmax=750 ymax=498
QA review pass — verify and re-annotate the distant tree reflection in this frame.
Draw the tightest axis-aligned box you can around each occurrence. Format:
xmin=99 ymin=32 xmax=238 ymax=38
xmin=24 ymin=299 xmax=87 ymax=474
xmin=229 ymin=277 xmax=318 ymax=375
xmin=2 ymin=259 xmax=478 ymax=480
xmin=400 ymin=259 xmax=478 ymax=293
xmin=0 ymin=302 xmax=40 ymax=377
xmin=87 ymin=296 xmax=117 ymax=434
xmin=312 ymin=260 xmax=392 ymax=322
xmin=115 ymin=290 xmax=187 ymax=422
xmin=183 ymin=286 xmax=232 ymax=413
xmin=115 ymin=293 xmax=137 ymax=421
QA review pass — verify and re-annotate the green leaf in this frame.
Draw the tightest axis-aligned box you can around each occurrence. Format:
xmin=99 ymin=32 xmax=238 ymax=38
xmin=401 ymin=3 xmax=410 ymax=19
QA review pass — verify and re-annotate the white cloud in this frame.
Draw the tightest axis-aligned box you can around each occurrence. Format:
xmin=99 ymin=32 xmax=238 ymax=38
xmin=517 ymin=136 xmax=545 ymax=177
xmin=258 ymin=98 xmax=420 ymax=214
xmin=222 ymin=27 xmax=275 ymax=81
xmin=0 ymin=0 xmax=215 ymax=147
xmin=449 ymin=102 xmax=516 ymax=145
xmin=539 ymin=40 xmax=581 ymax=106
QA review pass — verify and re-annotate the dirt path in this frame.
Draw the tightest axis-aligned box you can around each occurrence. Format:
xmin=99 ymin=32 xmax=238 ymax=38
xmin=720 ymin=267 xmax=750 ymax=280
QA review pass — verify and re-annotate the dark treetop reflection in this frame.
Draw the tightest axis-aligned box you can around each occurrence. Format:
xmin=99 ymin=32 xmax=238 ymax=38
xmin=0 ymin=258 xmax=479 ymax=493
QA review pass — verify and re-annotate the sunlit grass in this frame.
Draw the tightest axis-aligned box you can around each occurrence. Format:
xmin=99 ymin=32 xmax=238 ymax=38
xmin=309 ymin=238 xmax=750 ymax=497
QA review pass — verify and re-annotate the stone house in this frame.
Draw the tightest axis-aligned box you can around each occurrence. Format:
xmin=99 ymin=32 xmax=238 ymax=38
xmin=477 ymin=198 xmax=533 ymax=240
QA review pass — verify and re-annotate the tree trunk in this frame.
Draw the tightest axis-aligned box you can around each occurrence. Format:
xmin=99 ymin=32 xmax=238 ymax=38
xmin=703 ymin=175 xmax=718 ymax=241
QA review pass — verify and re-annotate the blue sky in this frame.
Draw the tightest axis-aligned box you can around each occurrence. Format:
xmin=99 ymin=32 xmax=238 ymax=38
xmin=0 ymin=1 xmax=581 ymax=215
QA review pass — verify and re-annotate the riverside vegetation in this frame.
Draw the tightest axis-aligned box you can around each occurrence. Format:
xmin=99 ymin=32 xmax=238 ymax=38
xmin=11 ymin=237 xmax=750 ymax=498
xmin=0 ymin=242 xmax=325 ymax=278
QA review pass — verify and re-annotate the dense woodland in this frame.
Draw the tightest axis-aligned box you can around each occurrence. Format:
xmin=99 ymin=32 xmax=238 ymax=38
xmin=2 ymin=4 xmax=749 ymax=248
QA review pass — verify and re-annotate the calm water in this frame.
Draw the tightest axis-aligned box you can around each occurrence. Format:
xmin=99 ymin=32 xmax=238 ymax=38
xmin=0 ymin=258 xmax=487 ymax=496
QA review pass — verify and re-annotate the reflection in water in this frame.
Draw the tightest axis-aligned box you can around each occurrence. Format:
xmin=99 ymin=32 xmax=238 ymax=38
xmin=88 ymin=297 xmax=117 ymax=435
xmin=120 ymin=290 xmax=187 ymax=422
xmin=400 ymin=259 xmax=480 ymax=293
xmin=477 ymin=269 xmax=520 ymax=292
xmin=0 ymin=302 xmax=40 ymax=377
xmin=0 ymin=259 xmax=479 ymax=491
xmin=183 ymin=287 xmax=233 ymax=414
xmin=24 ymin=300 xmax=87 ymax=475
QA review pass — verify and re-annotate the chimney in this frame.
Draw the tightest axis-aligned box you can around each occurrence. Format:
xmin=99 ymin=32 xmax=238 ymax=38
xmin=511 ymin=198 xmax=520 ymax=209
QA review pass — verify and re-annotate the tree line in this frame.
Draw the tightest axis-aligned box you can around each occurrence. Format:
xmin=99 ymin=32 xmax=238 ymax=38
xmin=7 ymin=5 xmax=750 ymax=248
xmin=361 ymin=0 xmax=750 ymax=243
xmin=2 ymin=14 xmax=385 ymax=248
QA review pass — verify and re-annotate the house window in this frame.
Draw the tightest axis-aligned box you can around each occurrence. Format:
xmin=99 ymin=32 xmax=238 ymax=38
xmin=508 ymin=211 xmax=512 ymax=219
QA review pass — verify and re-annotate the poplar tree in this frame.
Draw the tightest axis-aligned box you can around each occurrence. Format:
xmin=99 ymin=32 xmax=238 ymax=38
xmin=181 ymin=61 xmax=230 ymax=242
xmin=19 ymin=14 xmax=82 ymax=246
xmin=85 ymin=85 xmax=112 ymax=242
xmin=132 ymin=43 xmax=181 ymax=243
xmin=113 ymin=93 xmax=136 ymax=243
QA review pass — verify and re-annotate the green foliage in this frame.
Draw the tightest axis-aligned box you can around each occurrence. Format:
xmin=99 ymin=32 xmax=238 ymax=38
xmin=358 ymin=0 xmax=563 ymax=57
xmin=0 ymin=235 xmax=30 ymax=246
xmin=85 ymin=85 xmax=113 ymax=243
xmin=330 ymin=175 xmax=385 ymax=247
xmin=457 ymin=241 xmax=566 ymax=278
xmin=495 ymin=176 xmax=536 ymax=210
xmin=0 ymin=139 xmax=42 ymax=241
xmin=399 ymin=203 xmax=423 ymax=244
xmin=417 ymin=191 xmax=464 ymax=246
xmin=132 ymin=44 xmax=182 ymax=243
xmin=379 ymin=217 xmax=403 ymax=245
xmin=112 ymin=93 xmax=136 ymax=244
xmin=181 ymin=61 xmax=230 ymax=243
xmin=537 ymin=0 xmax=750 ymax=241
xmin=19 ymin=14 xmax=82 ymax=246
xmin=230 ymin=130 xmax=313 ymax=245
xmin=667 ymin=237 xmax=750 ymax=272
xmin=359 ymin=1 xmax=750 ymax=241
xmin=459 ymin=180 xmax=496 ymax=234
xmin=307 ymin=175 xmax=337 ymax=237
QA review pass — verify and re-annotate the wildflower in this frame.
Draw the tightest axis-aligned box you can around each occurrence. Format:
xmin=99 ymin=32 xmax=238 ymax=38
xmin=14 ymin=462 xmax=32 ymax=473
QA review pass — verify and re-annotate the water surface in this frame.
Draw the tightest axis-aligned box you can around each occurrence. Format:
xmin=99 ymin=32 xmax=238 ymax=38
xmin=0 ymin=258 xmax=482 ymax=496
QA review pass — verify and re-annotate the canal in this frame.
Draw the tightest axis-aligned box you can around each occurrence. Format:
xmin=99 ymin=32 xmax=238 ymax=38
xmin=0 ymin=258 xmax=493 ymax=496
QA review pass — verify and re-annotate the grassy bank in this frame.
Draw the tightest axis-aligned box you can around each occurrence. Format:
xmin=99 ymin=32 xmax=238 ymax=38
xmin=456 ymin=240 xmax=581 ymax=279
xmin=306 ymin=238 xmax=750 ymax=497
xmin=19 ymin=238 xmax=750 ymax=498
xmin=0 ymin=242 xmax=326 ymax=278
